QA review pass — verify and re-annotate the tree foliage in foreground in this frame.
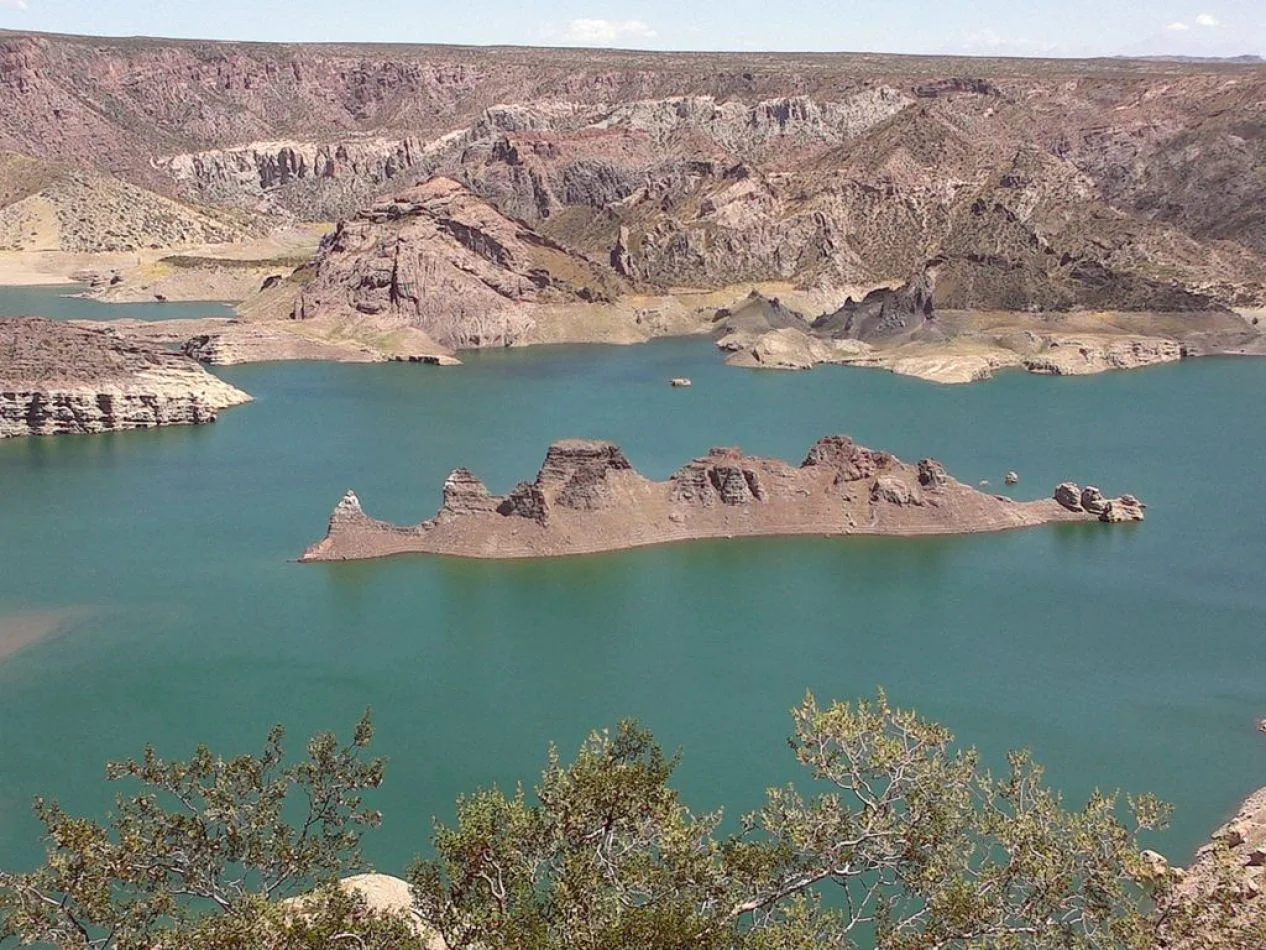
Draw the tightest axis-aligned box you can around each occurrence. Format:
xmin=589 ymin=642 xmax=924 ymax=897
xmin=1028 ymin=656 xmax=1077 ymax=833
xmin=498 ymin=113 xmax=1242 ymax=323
xmin=412 ymin=691 xmax=1171 ymax=949
xmin=0 ymin=712 xmax=416 ymax=949
xmin=3 ymin=692 xmax=1232 ymax=949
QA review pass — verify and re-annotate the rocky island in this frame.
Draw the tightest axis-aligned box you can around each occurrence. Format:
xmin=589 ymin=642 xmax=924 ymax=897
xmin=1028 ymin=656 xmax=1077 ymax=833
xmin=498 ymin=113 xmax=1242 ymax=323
xmin=300 ymin=436 xmax=1144 ymax=562
xmin=0 ymin=317 xmax=251 ymax=438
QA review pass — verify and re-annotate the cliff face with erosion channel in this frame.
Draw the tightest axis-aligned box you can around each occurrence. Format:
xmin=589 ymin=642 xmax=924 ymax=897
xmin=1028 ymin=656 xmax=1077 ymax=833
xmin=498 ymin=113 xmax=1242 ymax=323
xmin=0 ymin=317 xmax=252 ymax=438
xmin=300 ymin=436 xmax=1144 ymax=561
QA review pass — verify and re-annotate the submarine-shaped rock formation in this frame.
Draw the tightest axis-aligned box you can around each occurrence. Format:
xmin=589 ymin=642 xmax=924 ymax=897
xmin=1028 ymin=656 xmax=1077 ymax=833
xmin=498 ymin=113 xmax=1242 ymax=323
xmin=300 ymin=436 xmax=1143 ymax=562
xmin=0 ymin=317 xmax=252 ymax=439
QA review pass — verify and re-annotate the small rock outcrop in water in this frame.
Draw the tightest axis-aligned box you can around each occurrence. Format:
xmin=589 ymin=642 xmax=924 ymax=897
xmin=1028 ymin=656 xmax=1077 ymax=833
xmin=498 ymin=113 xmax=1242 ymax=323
xmin=301 ymin=436 xmax=1144 ymax=562
xmin=0 ymin=317 xmax=252 ymax=439
xmin=1053 ymin=481 xmax=1146 ymax=523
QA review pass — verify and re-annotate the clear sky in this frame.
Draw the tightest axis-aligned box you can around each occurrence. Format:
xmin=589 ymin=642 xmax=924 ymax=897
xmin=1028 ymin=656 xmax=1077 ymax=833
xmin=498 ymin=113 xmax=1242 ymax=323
xmin=0 ymin=0 xmax=1262 ymax=58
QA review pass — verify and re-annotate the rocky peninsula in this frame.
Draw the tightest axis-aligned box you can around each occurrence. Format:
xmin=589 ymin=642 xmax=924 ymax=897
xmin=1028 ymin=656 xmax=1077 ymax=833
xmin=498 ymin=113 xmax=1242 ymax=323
xmin=300 ymin=436 xmax=1144 ymax=562
xmin=714 ymin=284 xmax=1256 ymax=384
xmin=0 ymin=317 xmax=251 ymax=438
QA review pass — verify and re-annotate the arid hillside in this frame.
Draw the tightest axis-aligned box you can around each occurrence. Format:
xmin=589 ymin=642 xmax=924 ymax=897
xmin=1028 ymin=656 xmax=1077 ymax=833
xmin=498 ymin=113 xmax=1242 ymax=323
xmin=0 ymin=151 xmax=259 ymax=253
xmin=2 ymin=30 xmax=1264 ymax=318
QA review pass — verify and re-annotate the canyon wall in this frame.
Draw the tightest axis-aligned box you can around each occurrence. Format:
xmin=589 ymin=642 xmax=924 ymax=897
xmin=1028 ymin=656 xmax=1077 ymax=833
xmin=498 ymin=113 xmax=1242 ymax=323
xmin=2 ymin=32 xmax=1264 ymax=319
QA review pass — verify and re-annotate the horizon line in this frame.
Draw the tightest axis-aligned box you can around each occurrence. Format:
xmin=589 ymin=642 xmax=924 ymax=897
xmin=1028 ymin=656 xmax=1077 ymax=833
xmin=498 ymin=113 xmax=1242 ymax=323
xmin=0 ymin=27 xmax=1262 ymax=65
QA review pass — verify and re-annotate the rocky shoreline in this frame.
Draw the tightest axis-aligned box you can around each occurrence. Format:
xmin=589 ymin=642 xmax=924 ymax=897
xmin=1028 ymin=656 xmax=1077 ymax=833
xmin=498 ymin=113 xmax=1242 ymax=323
xmin=48 ymin=266 xmax=1260 ymax=383
xmin=720 ymin=321 xmax=1198 ymax=383
xmin=713 ymin=287 xmax=1259 ymax=383
xmin=1150 ymin=786 xmax=1266 ymax=946
xmin=300 ymin=436 xmax=1143 ymax=562
xmin=0 ymin=317 xmax=251 ymax=438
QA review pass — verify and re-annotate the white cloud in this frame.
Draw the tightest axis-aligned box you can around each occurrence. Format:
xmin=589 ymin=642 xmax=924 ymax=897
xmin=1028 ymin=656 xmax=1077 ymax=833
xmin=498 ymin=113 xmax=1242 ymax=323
xmin=0 ymin=0 xmax=30 ymax=9
xmin=1195 ymin=13 xmax=1220 ymax=27
xmin=561 ymin=18 xmax=658 ymax=45
xmin=1166 ymin=21 xmax=1191 ymax=31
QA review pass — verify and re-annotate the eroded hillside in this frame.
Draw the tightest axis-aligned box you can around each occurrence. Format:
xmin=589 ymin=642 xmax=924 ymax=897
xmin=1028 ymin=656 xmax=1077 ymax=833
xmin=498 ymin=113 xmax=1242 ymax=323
xmin=2 ymin=31 xmax=1264 ymax=363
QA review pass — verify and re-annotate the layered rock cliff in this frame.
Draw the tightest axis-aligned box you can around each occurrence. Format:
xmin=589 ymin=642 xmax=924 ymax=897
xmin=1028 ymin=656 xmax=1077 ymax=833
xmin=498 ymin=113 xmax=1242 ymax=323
xmin=0 ymin=317 xmax=252 ymax=438
xmin=300 ymin=435 xmax=1142 ymax=561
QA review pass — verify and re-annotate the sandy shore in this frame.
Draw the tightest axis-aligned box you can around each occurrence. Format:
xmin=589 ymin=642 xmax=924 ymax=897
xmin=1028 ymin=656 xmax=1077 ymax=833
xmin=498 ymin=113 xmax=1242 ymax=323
xmin=0 ymin=608 xmax=87 ymax=663
xmin=0 ymin=251 xmax=104 ymax=286
xmin=0 ymin=225 xmax=327 ymax=295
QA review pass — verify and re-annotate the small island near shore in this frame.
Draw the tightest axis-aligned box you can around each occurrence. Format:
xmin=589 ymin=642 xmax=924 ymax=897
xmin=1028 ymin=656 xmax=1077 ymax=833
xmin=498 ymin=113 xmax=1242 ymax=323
xmin=301 ymin=435 xmax=1144 ymax=562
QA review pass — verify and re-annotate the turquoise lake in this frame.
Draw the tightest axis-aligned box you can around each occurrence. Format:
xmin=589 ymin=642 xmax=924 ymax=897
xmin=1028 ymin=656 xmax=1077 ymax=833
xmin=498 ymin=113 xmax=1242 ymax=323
xmin=0 ymin=284 xmax=234 ymax=321
xmin=2 ymin=285 xmax=1265 ymax=880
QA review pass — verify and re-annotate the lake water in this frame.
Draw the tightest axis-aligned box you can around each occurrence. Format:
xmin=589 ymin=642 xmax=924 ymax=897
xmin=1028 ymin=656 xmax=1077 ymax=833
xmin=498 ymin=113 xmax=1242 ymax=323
xmin=0 ymin=284 xmax=234 ymax=321
xmin=2 ymin=287 xmax=1265 ymax=885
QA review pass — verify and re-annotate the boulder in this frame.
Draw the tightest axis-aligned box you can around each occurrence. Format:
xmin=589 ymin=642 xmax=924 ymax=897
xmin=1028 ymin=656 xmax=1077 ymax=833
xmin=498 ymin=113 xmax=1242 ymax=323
xmin=917 ymin=458 xmax=949 ymax=489
xmin=539 ymin=440 xmax=632 ymax=485
xmin=1140 ymin=849 xmax=1174 ymax=881
xmin=497 ymin=481 xmax=550 ymax=525
xmin=1054 ymin=482 xmax=1083 ymax=511
xmin=610 ymin=225 xmax=637 ymax=279
xmin=1080 ymin=486 xmax=1109 ymax=515
xmin=668 ymin=448 xmax=768 ymax=507
xmin=669 ymin=459 xmax=718 ymax=506
xmin=1100 ymin=496 xmax=1146 ymax=523
xmin=338 ymin=874 xmax=447 ymax=949
xmin=803 ymin=435 xmax=894 ymax=481
xmin=871 ymin=476 xmax=922 ymax=506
